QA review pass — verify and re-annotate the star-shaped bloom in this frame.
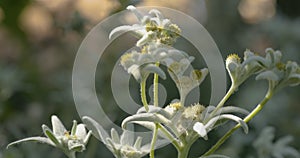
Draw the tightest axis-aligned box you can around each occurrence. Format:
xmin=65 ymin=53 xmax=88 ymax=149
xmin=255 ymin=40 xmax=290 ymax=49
xmin=83 ymin=116 xmax=168 ymax=158
xmin=7 ymin=115 xmax=92 ymax=158
xmin=109 ymin=5 xmax=181 ymax=47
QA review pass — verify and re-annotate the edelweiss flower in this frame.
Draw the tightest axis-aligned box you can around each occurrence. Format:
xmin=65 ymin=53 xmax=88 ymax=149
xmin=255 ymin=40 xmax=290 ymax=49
xmin=7 ymin=115 xmax=92 ymax=158
xmin=83 ymin=116 xmax=167 ymax=158
xmin=253 ymin=127 xmax=300 ymax=158
xmin=109 ymin=5 xmax=181 ymax=46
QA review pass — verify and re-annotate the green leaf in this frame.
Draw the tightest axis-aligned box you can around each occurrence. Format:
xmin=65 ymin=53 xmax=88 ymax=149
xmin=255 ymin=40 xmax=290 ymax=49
xmin=71 ymin=120 xmax=77 ymax=136
xmin=42 ymin=124 xmax=61 ymax=146
xmin=69 ymin=143 xmax=85 ymax=152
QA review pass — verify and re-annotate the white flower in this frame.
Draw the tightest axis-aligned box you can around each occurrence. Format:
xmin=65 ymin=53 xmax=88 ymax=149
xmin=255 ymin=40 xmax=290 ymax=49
xmin=109 ymin=5 xmax=181 ymax=46
xmin=253 ymin=127 xmax=300 ymax=158
xmin=7 ymin=115 xmax=92 ymax=157
xmin=83 ymin=116 xmax=168 ymax=158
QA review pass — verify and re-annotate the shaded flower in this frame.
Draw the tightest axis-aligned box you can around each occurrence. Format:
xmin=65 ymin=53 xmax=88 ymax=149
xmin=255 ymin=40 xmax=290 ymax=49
xmin=109 ymin=5 xmax=181 ymax=46
xmin=7 ymin=115 xmax=92 ymax=158
xmin=120 ymin=50 xmax=166 ymax=82
xmin=253 ymin=126 xmax=300 ymax=158
xmin=122 ymin=103 xmax=248 ymax=144
xmin=82 ymin=116 xmax=167 ymax=158
xmin=225 ymin=49 xmax=263 ymax=88
xmin=254 ymin=54 xmax=300 ymax=91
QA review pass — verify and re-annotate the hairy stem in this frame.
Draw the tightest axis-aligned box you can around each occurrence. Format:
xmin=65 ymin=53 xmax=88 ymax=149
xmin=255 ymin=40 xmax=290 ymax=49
xmin=157 ymin=124 xmax=181 ymax=149
xmin=209 ymin=84 xmax=236 ymax=120
xmin=150 ymin=124 xmax=159 ymax=158
xmin=177 ymin=142 xmax=192 ymax=158
xmin=140 ymin=79 xmax=149 ymax=111
xmin=202 ymin=90 xmax=273 ymax=156
xmin=153 ymin=62 xmax=160 ymax=107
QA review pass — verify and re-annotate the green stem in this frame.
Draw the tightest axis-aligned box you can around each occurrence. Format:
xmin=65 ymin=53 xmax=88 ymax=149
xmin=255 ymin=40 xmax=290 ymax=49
xmin=177 ymin=142 xmax=192 ymax=158
xmin=202 ymin=90 xmax=273 ymax=156
xmin=65 ymin=152 xmax=76 ymax=158
xmin=153 ymin=62 xmax=160 ymax=107
xmin=209 ymin=84 xmax=236 ymax=120
xmin=150 ymin=124 xmax=159 ymax=158
xmin=157 ymin=124 xmax=181 ymax=149
xmin=140 ymin=79 xmax=149 ymax=111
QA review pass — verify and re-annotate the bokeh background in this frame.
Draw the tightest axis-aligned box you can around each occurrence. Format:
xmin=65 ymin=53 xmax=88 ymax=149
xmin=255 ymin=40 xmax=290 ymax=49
xmin=0 ymin=0 xmax=299 ymax=158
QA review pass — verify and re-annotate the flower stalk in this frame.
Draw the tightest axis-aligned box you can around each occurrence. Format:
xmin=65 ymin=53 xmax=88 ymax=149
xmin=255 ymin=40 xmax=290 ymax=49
xmin=140 ymin=79 xmax=149 ymax=111
xmin=202 ymin=90 xmax=274 ymax=156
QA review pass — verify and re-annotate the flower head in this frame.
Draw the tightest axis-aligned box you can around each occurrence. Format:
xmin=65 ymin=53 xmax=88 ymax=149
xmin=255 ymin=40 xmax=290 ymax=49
xmin=7 ymin=115 xmax=92 ymax=157
xmin=109 ymin=5 xmax=181 ymax=47
xmin=83 ymin=116 xmax=168 ymax=158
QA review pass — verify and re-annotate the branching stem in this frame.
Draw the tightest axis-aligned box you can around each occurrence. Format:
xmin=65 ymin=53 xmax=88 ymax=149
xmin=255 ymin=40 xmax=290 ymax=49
xmin=202 ymin=90 xmax=273 ymax=156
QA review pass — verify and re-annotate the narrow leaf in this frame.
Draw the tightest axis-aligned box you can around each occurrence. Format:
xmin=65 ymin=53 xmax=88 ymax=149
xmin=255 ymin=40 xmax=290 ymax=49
xmin=121 ymin=124 xmax=134 ymax=146
xmin=122 ymin=113 xmax=170 ymax=129
xmin=82 ymin=116 xmax=110 ymax=144
xmin=51 ymin=115 xmax=67 ymax=136
xmin=134 ymin=136 xmax=143 ymax=150
xmin=71 ymin=120 xmax=77 ymax=136
xmin=7 ymin=137 xmax=54 ymax=149
xmin=75 ymin=124 xmax=87 ymax=140
xmin=42 ymin=124 xmax=61 ymax=146
xmin=111 ymin=128 xmax=120 ymax=144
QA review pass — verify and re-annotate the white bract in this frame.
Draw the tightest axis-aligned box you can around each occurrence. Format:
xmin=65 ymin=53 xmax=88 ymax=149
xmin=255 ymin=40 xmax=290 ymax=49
xmin=82 ymin=116 xmax=168 ymax=158
xmin=7 ymin=115 xmax=91 ymax=158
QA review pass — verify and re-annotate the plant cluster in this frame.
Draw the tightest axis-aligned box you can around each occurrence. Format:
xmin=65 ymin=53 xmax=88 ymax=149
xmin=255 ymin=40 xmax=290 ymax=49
xmin=7 ymin=6 xmax=300 ymax=158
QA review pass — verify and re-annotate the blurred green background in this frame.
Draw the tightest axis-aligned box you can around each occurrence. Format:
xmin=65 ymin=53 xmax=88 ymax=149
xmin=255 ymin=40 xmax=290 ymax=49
xmin=0 ymin=0 xmax=299 ymax=157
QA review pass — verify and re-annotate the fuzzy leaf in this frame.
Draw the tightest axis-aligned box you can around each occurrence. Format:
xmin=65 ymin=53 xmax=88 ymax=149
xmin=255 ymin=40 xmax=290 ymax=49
xmin=121 ymin=124 xmax=135 ymax=146
xmin=141 ymin=139 xmax=169 ymax=151
xmin=193 ymin=122 xmax=207 ymax=138
xmin=256 ymin=71 xmax=279 ymax=81
xmin=109 ymin=25 xmax=136 ymax=39
xmin=75 ymin=124 xmax=87 ymax=140
xmin=42 ymin=124 xmax=61 ymax=146
xmin=212 ymin=106 xmax=249 ymax=117
xmin=122 ymin=113 xmax=170 ymax=129
xmin=82 ymin=116 xmax=110 ymax=144
xmin=134 ymin=136 xmax=143 ymax=150
xmin=111 ymin=128 xmax=120 ymax=144
xmin=7 ymin=137 xmax=55 ymax=148
xmin=206 ymin=114 xmax=248 ymax=134
xmin=51 ymin=115 xmax=67 ymax=136
xmin=71 ymin=120 xmax=77 ymax=136
xmin=137 ymin=106 xmax=172 ymax=119
xmin=143 ymin=64 xmax=166 ymax=79
xmin=127 ymin=5 xmax=143 ymax=21
xmin=68 ymin=142 xmax=85 ymax=152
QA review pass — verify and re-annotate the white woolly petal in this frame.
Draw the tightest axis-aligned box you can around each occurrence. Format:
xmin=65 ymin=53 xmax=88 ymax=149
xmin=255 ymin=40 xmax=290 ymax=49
xmin=193 ymin=122 xmax=207 ymax=137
